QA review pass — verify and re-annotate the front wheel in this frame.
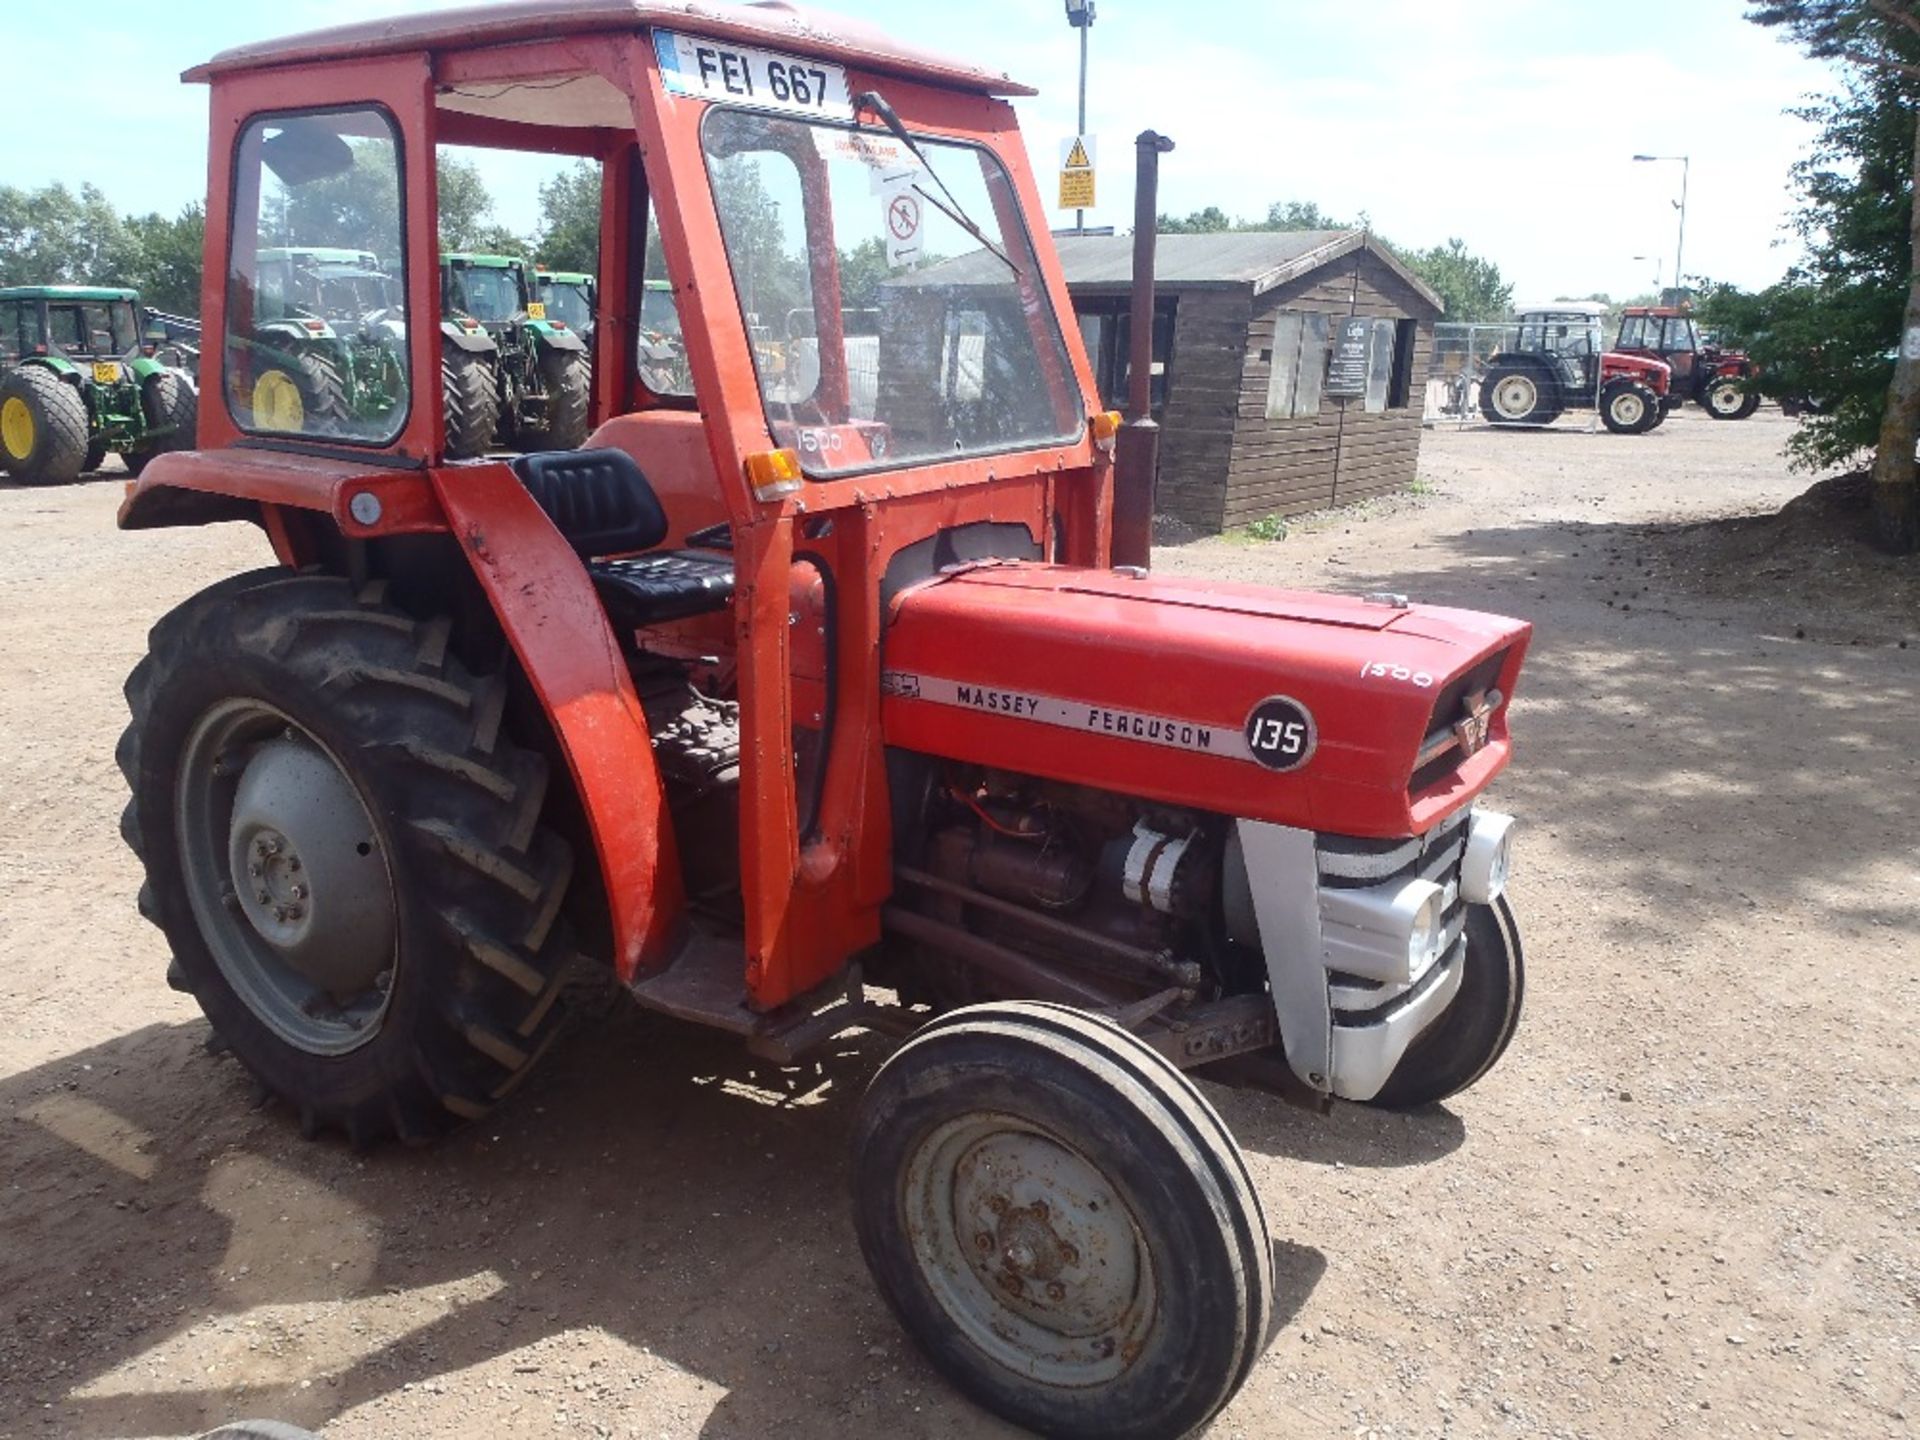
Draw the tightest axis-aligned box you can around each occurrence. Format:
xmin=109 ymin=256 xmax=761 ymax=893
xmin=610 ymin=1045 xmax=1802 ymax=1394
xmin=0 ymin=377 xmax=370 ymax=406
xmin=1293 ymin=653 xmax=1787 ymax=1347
xmin=853 ymin=1001 xmax=1273 ymax=1440
xmin=118 ymin=570 xmax=580 ymax=1145
xmin=1704 ymin=373 xmax=1761 ymax=419
xmin=1600 ymin=380 xmax=1660 ymax=435
xmin=125 ymin=371 xmax=198 ymax=478
xmin=1365 ymin=894 xmax=1524 ymax=1110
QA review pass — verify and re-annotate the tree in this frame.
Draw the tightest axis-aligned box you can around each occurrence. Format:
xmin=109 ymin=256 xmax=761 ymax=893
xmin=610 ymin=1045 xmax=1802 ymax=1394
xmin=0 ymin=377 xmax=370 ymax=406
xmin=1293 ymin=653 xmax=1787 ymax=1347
xmin=122 ymin=205 xmax=205 ymax=315
xmin=534 ymin=161 xmax=602 ymax=272
xmin=437 ymin=153 xmax=499 ymax=251
xmin=1402 ymin=237 xmax=1513 ymax=323
xmin=1156 ymin=205 xmax=1233 ymax=234
xmin=0 ymin=183 xmax=143 ymax=289
xmin=1749 ymin=0 xmax=1920 ymax=550
xmin=1262 ymin=199 xmax=1349 ymax=231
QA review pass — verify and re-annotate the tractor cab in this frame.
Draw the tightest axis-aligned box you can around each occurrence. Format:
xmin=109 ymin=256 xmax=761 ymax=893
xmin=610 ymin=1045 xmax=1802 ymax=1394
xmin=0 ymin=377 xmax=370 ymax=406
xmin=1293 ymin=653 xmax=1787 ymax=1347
xmin=533 ymin=267 xmax=596 ymax=329
xmin=114 ymin=6 xmax=1538 ymax=1432
xmin=1616 ymin=304 xmax=1759 ymax=418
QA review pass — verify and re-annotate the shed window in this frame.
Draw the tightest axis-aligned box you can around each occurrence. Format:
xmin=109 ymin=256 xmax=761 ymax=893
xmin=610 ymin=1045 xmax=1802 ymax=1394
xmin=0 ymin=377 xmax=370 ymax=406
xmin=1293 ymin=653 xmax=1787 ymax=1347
xmin=1265 ymin=310 xmax=1330 ymax=420
xmin=224 ymin=107 xmax=409 ymax=446
xmin=1074 ymin=297 xmax=1175 ymax=414
xmin=1361 ymin=316 xmax=1419 ymax=413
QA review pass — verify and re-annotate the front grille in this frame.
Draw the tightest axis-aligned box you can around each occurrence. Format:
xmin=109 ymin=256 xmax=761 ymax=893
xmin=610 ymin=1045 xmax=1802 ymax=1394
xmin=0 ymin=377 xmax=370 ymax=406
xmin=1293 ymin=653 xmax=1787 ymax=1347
xmin=1318 ymin=810 xmax=1469 ymax=1017
xmin=1409 ymin=648 xmax=1509 ymax=796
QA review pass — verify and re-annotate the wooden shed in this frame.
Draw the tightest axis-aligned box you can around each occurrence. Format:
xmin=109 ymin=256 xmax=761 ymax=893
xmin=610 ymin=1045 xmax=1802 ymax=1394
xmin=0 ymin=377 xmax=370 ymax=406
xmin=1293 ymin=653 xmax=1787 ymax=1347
xmin=1055 ymin=230 xmax=1444 ymax=534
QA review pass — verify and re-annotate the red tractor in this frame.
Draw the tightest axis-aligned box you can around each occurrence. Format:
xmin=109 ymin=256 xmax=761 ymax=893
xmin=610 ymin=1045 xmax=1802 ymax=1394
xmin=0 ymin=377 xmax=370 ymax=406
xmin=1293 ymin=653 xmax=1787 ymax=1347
xmin=1479 ymin=301 xmax=1672 ymax=434
xmin=1614 ymin=305 xmax=1761 ymax=419
xmin=116 ymin=5 xmax=1531 ymax=1434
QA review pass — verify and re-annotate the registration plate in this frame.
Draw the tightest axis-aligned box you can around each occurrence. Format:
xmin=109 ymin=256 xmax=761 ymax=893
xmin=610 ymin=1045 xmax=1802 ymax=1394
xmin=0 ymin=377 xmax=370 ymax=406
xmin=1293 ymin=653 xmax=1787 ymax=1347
xmin=525 ymin=302 xmax=546 ymax=321
xmin=654 ymin=29 xmax=850 ymax=116
xmin=92 ymin=361 xmax=121 ymax=384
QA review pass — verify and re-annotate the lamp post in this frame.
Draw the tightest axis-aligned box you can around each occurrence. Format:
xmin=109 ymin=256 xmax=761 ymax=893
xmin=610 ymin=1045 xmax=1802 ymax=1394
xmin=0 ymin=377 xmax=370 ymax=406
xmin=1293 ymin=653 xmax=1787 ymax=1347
xmin=1064 ymin=0 xmax=1095 ymax=235
xmin=1632 ymin=154 xmax=1688 ymax=294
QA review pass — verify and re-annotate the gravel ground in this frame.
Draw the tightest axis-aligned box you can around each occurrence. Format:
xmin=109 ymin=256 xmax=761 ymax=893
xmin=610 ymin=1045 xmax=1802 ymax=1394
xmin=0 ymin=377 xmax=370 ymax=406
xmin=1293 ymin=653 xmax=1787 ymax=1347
xmin=2 ymin=407 xmax=1915 ymax=1439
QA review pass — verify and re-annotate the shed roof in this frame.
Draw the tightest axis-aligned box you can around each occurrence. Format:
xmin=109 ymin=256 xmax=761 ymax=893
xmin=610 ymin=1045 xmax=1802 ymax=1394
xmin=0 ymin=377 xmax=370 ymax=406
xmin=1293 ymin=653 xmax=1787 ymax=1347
xmin=185 ymin=0 xmax=1032 ymax=96
xmin=1051 ymin=230 xmax=1444 ymax=312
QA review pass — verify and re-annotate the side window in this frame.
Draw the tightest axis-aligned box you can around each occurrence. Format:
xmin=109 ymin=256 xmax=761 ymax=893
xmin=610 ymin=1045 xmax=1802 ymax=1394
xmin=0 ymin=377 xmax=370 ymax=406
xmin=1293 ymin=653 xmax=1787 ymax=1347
xmin=1618 ymin=316 xmax=1645 ymax=348
xmin=1363 ymin=316 xmax=1396 ymax=413
xmin=637 ymin=202 xmax=694 ymax=398
xmin=1663 ymin=317 xmax=1697 ymax=351
xmin=226 ymin=108 xmax=408 ymax=444
xmin=1265 ymin=309 xmax=1330 ymax=420
xmin=47 ymin=305 xmax=86 ymax=355
xmin=0 ymin=302 xmax=17 ymax=363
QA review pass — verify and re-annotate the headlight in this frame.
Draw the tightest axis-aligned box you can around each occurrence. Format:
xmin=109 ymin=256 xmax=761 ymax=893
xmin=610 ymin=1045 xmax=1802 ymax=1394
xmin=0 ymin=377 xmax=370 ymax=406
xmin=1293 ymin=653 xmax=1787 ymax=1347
xmin=1408 ymin=889 xmax=1444 ymax=972
xmin=1319 ymin=876 xmax=1446 ymax=985
xmin=1461 ymin=809 xmax=1516 ymax=904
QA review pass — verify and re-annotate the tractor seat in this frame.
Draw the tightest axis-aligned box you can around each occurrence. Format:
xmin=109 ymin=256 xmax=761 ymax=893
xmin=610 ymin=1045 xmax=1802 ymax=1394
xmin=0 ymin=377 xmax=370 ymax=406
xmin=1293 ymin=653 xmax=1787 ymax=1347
xmin=510 ymin=448 xmax=735 ymax=627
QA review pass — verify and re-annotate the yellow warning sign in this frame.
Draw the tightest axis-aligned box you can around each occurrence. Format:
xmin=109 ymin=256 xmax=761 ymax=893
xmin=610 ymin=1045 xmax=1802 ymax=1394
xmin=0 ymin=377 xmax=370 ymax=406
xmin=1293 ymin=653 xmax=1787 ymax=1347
xmin=1059 ymin=168 xmax=1096 ymax=209
xmin=1058 ymin=134 xmax=1097 ymax=211
xmin=1064 ymin=138 xmax=1091 ymax=170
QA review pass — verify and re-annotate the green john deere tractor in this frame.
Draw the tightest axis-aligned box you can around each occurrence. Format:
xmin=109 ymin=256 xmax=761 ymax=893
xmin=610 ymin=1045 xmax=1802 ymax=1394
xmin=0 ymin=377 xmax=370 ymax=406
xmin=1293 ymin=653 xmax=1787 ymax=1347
xmin=0 ymin=286 xmax=196 ymax=484
xmin=443 ymin=253 xmax=590 ymax=450
xmin=240 ymin=247 xmax=501 ymax=460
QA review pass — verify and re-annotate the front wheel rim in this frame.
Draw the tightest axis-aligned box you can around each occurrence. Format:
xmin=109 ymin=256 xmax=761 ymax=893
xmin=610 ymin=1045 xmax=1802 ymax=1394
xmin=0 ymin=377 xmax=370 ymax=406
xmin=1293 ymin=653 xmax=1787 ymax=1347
xmin=1611 ymin=392 xmax=1645 ymax=426
xmin=902 ymin=1112 xmax=1159 ymax=1388
xmin=174 ymin=699 xmax=398 ymax=1055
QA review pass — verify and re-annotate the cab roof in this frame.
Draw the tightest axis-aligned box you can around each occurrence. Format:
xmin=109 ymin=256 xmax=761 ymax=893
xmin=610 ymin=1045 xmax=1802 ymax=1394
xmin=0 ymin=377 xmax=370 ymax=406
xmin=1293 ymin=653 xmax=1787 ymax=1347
xmin=0 ymin=285 xmax=137 ymax=302
xmin=444 ymin=254 xmax=524 ymax=268
xmin=185 ymin=0 xmax=1033 ymax=97
xmin=539 ymin=271 xmax=594 ymax=284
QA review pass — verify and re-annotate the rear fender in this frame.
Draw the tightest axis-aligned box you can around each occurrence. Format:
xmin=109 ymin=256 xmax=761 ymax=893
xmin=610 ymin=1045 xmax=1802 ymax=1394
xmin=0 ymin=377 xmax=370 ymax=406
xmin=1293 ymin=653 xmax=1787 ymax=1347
xmin=428 ymin=461 xmax=684 ymax=980
xmin=440 ymin=319 xmax=499 ymax=355
xmin=528 ymin=322 xmax=587 ymax=355
xmin=21 ymin=354 xmax=78 ymax=382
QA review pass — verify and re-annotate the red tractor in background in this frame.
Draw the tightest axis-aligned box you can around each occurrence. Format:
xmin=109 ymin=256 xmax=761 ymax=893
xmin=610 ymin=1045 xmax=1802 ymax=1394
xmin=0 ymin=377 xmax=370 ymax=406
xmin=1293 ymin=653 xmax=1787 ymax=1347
xmin=1479 ymin=301 xmax=1672 ymax=434
xmin=1614 ymin=304 xmax=1761 ymax=419
xmin=114 ymin=4 xmax=1534 ymax=1434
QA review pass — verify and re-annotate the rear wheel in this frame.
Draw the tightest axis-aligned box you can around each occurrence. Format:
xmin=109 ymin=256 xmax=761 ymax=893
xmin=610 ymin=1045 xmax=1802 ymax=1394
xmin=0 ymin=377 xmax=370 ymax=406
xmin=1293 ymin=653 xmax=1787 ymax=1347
xmin=1600 ymin=379 xmax=1660 ymax=435
xmin=442 ymin=342 xmax=500 ymax=459
xmin=1365 ymin=895 xmax=1524 ymax=1110
xmin=118 ymin=570 xmax=580 ymax=1145
xmin=0 ymin=365 xmax=89 ymax=485
xmin=1478 ymin=365 xmax=1560 ymax=426
xmin=1704 ymin=373 xmax=1760 ymax=419
xmin=251 ymin=351 xmax=349 ymax=435
xmin=537 ymin=346 xmax=591 ymax=450
xmin=125 ymin=371 xmax=198 ymax=478
xmin=853 ymin=1001 xmax=1273 ymax=1440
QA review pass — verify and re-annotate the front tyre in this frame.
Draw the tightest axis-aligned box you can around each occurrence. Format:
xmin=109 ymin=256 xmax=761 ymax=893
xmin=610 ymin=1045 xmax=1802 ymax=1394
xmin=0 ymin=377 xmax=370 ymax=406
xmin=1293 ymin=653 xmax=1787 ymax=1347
xmin=1366 ymin=894 xmax=1524 ymax=1110
xmin=1600 ymin=379 xmax=1660 ymax=435
xmin=118 ymin=570 xmax=578 ymax=1145
xmin=1704 ymin=373 xmax=1761 ymax=420
xmin=853 ymin=1002 xmax=1273 ymax=1440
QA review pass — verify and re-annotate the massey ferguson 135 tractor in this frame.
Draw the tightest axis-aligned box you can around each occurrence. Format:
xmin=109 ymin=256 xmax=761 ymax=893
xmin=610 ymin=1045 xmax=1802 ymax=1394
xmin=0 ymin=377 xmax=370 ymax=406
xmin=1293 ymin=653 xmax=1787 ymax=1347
xmin=1615 ymin=304 xmax=1761 ymax=419
xmin=118 ymin=6 xmax=1530 ymax=1434
xmin=1479 ymin=300 xmax=1672 ymax=434
xmin=0 ymin=285 xmax=197 ymax=483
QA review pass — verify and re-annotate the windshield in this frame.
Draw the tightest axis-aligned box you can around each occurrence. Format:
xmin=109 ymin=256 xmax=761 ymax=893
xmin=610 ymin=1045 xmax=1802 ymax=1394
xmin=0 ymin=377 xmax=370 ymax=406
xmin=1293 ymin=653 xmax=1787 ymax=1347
xmin=47 ymin=300 xmax=139 ymax=357
xmin=540 ymin=279 xmax=594 ymax=328
xmin=700 ymin=108 xmax=1080 ymax=477
xmin=447 ymin=265 xmax=524 ymax=324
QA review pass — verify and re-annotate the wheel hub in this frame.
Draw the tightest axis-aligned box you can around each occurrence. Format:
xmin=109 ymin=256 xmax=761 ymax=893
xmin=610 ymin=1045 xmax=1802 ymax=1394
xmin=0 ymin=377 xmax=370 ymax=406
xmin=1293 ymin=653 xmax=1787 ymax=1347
xmin=224 ymin=736 xmax=395 ymax=994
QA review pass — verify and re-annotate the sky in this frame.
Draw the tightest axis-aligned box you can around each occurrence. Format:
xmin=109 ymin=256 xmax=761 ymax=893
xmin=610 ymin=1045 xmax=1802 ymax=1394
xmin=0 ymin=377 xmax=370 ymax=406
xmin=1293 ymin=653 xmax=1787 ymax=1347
xmin=4 ymin=0 xmax=1845 ymax=302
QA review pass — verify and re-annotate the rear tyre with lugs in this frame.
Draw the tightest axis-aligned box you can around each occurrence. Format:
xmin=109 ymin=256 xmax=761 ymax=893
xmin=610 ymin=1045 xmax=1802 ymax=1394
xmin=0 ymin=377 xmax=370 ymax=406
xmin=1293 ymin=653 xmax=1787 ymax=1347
xmin=0 ymin=364 xmax=89 ymax=484
xmin=852 ymin=1001 xmax=1273 ymax=1440
xmin=537 ymin=346 xmax=591 ymax=450
xmin=1478 ymin=364 xmax=1560 ymax=426
xmin=117 ymin=569 xmax=579 ymax=1145
xmin=442 ymin=342 xmax=500 ymax=459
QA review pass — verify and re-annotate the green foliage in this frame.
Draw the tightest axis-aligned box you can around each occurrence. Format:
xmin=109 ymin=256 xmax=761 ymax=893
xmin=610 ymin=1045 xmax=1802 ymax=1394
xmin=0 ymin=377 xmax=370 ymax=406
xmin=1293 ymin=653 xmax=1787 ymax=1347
xmin=533 ymin=161 xmax=602 ymax=272
xmin=1156 ymin=205 xmax=1234 ymax=234
xmin=1693 ymin=63 xmax=1915 ymax=469
xmin=437 ymin=153 xmax=499 ymax=251
xmin=121 ymin=206 xmax=205 ymax=314
xmin=1400 ymin=238 xmax=1513 ymax=323
xmin=0 ymin=182 xmax=143 ymax=289
xmin=1243 ymin=513 xmax=1288 ymax=542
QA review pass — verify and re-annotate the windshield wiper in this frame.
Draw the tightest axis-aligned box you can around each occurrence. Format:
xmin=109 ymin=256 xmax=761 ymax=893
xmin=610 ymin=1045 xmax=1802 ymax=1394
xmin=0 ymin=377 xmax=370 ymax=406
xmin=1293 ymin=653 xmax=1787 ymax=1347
xmin=853 ymin=89 xmax=1021 ymax=279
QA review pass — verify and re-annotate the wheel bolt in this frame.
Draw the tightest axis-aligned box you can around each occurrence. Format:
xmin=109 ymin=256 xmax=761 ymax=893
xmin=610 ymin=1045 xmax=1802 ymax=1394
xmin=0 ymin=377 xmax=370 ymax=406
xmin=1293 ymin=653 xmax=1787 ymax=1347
xmin=1046 ymin=1281 xmax=1066 ymax=1301
xmin=987 ymin=1195 xmax=1009 ymax=1216
xmin=997 ymin=1272 xmax=1023 ymax=1295
xmin=1029 ymin=1199 xmax=1049 ymax=1220
xmin=255 ymin=889 xmax=270 ymax=904
xmin=248 ymin=863 xmax=261 ymax=878
xmin=1060 ymin=1244 xmax=1079 ymax=1266
xmin=290 ymin=884 xmax=307 ymax=901
xmin=974 ymin=1232 xmax=993 ymax=1254
xmin=288 ymin=857 xmax=302 ymax=873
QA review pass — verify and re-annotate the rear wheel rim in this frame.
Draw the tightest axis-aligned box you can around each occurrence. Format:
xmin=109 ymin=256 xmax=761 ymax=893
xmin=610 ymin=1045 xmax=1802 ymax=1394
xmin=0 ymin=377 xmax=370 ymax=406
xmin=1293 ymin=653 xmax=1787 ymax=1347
xmin=902 ymin=1112 xmax=1159 ymax=1388
xmin=175 ymin=699 xmax=398 ymax=1055
xmin=1709 ymin=381 xmax=1743 ymax=414
xmin=252 ymin=371 xmax=305 ymax=432
xmin=1 ymin=395 xmax=33 ymax=459
xmin=1491 ymin=375 xmax=1537 ymax=419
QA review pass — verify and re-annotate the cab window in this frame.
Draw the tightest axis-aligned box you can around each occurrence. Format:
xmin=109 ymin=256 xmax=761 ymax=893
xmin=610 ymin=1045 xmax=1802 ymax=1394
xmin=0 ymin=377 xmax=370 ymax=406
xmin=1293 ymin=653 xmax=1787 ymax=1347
xmin=225 ymin=108 xmax=408 ymax=444
xmin=0 ymin=302 xmax=18 ymax=363
xmin=1661 ymin=317 xmax=1697 ymax=351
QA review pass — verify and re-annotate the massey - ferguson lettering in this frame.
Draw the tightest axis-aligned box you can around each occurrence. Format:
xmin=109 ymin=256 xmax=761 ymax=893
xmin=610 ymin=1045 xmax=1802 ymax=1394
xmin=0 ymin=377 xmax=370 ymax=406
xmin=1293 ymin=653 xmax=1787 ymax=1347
xmin=114 ymin=6 xmax=1531 ymax=1436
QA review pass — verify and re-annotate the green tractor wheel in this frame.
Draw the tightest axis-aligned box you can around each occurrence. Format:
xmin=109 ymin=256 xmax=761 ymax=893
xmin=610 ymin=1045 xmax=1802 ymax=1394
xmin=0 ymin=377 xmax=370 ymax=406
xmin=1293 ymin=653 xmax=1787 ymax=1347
xmin=442 ymin=342 xmax=500 ymax=460
xmin=0 ymin=365 xmax=89 ymax=485
xmin=85 ymin=440 xmax=109 ymax=473
xmin=539 ymin=346 xmax=591 ymax=450
xmin=250 ymin=353 xmax=349 ymax=435
xmin=126 ymin=372 xmax=199 ymax=479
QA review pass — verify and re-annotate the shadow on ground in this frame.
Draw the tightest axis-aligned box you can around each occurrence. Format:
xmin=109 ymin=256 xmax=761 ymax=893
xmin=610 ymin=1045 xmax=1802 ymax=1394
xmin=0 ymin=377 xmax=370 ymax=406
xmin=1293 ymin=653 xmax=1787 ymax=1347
xmin=0 ymin=995 xmax=1400 ymax=1438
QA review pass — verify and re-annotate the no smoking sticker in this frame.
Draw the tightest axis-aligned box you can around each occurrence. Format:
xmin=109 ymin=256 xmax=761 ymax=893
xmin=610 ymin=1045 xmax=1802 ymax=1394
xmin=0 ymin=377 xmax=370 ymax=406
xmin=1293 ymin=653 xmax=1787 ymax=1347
xmin=883 ymin=183 xmax=923 ymax=267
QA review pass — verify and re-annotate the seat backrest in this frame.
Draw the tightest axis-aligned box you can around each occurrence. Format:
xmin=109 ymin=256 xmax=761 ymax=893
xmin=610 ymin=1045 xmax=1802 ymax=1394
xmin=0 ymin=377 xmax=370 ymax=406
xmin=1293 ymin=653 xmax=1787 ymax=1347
xmin=510 ymin=448 xmax=669 ymax=559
